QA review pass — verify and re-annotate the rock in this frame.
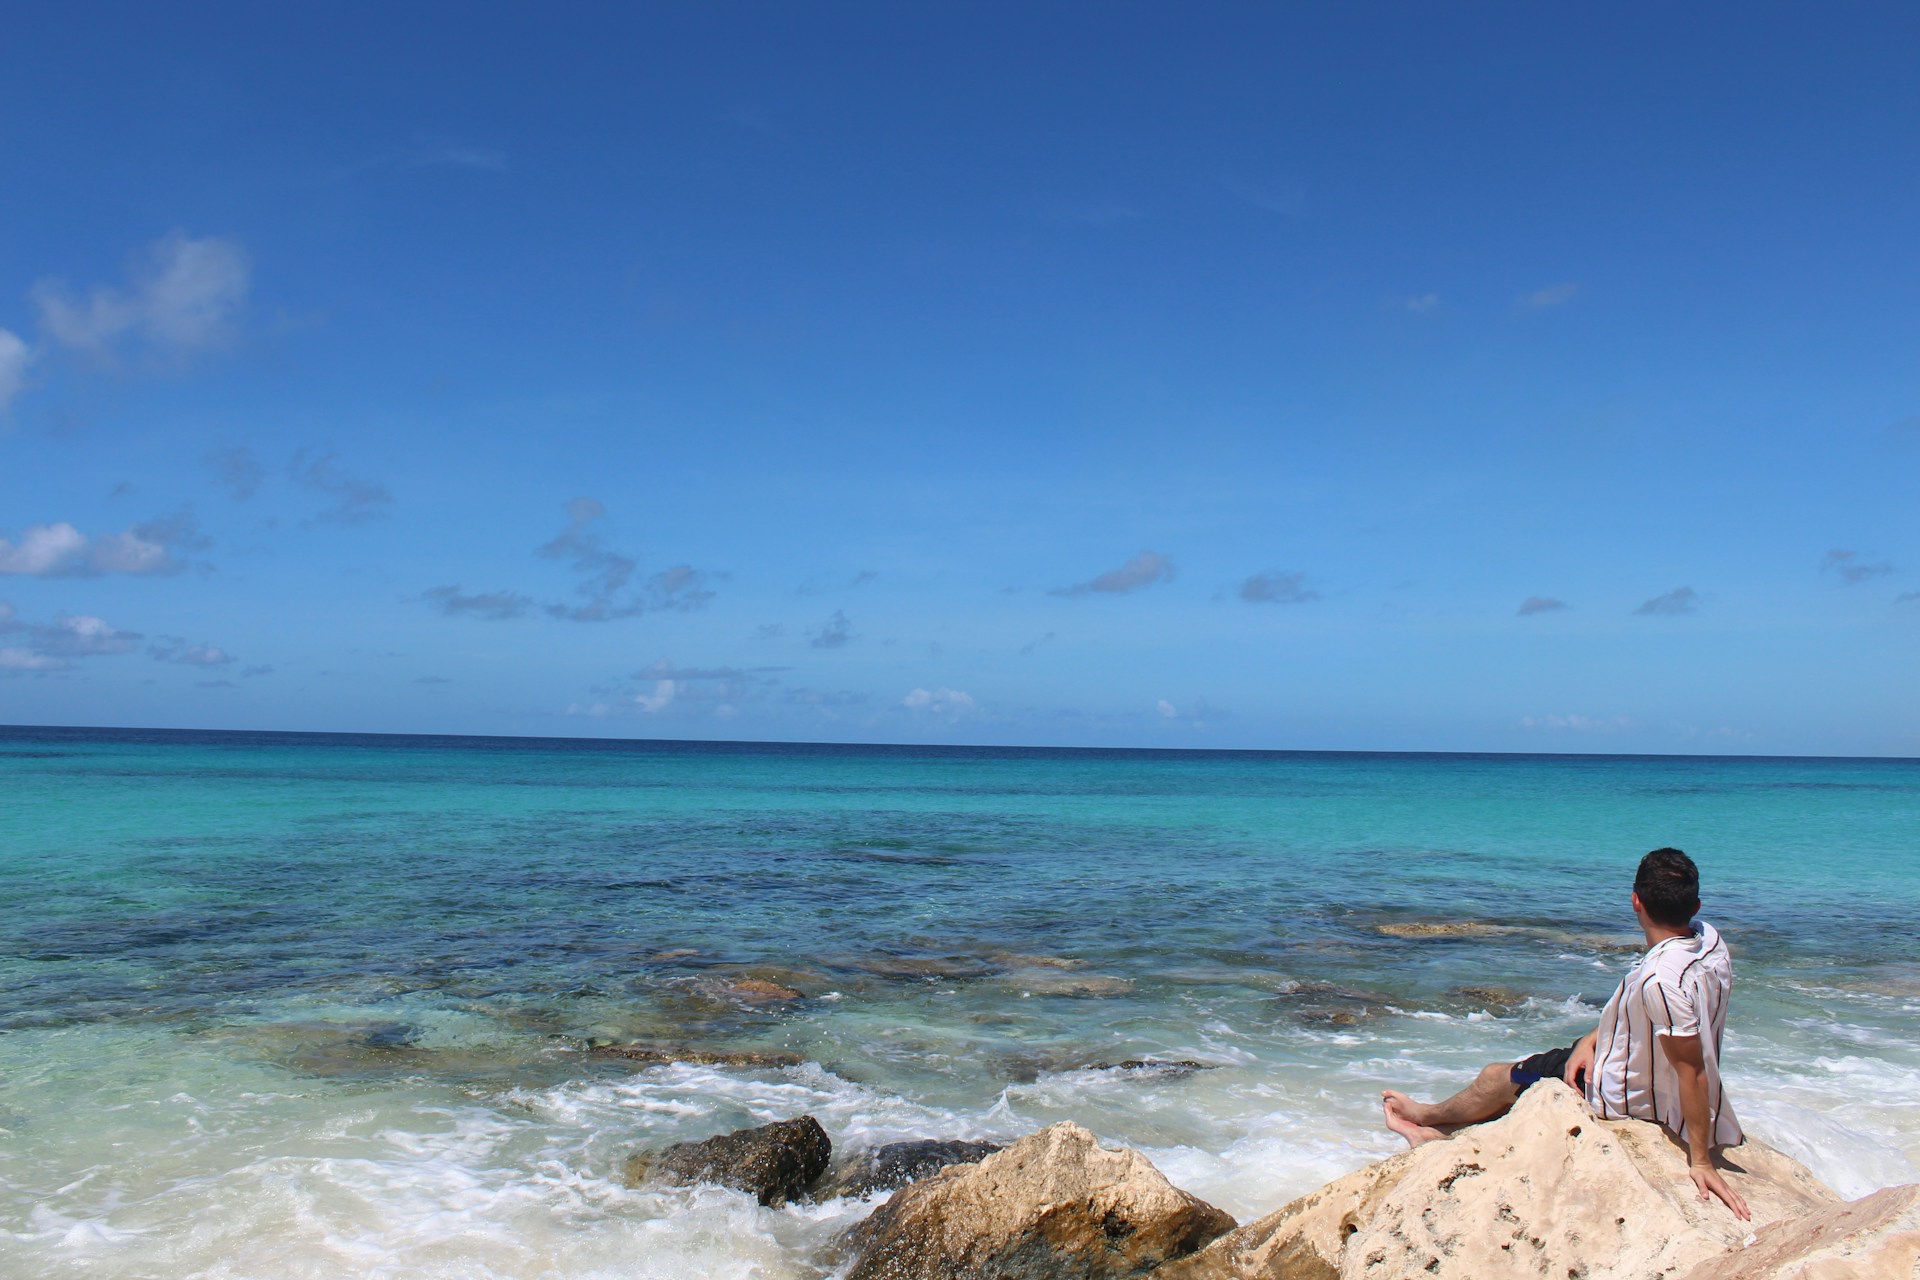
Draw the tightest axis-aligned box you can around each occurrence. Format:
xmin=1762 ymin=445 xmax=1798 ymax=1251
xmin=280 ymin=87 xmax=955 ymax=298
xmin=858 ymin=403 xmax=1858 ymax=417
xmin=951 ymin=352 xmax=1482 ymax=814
xmin=1081 ymin=1059 xmax=1217 ymax=1078
xmin=1445 ymin=984 xmax=1528 ymax=1012
xmin=849 ymin=955 xmax=1002 ymax=982
xmin=830 ymin=1139 xmax=1006 ymax=1197
xmin=1273 ymin=981 xmax=1390 ymax=1026
xmin=688 ymin=975 xmax=808 ymax=1006
xmin=1373 ymin=921 xmax=1512 ymax=940
xmin=1151 ymin=1082 xmax=1837 ymax=1280
xmin=989 ymin=952 xmax=1087 ymax=970
xmin=844 ymin=1121 xmax=1235 ymax=1280
xmin=626 ymin=1115 xmax=831 ymax=1207
xmin=1676 ymin=1183 xmax=1920 ymax=1280
xmin=591 ymin=1044 xmax=806 ymax=1068
xmin=1000 ymin=971 xmax=1136 ymax=998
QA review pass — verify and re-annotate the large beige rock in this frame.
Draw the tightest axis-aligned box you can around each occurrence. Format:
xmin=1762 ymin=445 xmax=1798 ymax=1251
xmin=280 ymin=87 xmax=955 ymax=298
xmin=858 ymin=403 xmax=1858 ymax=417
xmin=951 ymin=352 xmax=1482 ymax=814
xmin=1153 ymin=1082 xmax=1838 ymax=1280
xmin=845 ymin=1121 xmax=1236 ymax=1280
xmin=1677 ymin=1182 xmax=1920 ymax=1280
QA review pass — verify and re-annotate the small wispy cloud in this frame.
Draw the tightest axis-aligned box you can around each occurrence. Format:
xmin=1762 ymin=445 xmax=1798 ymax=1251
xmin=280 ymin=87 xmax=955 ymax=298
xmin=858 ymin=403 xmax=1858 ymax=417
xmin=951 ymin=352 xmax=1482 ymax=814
xmin=902 ymin=687 xmax=975 ymax=715
xmin=1897 ymin=590 xmax=1920 ymax=605
xmin=1154 ymin=696 xmax=1225 ymax=727
xmin=1517 ymin=596 xmax=1568 ymax=616
xmin=414 ymin=675 xmax=452 ymax=685
xmin=148 ymin=636 xmax=235 ymax=666
xmin=291 ymin=451 xmax=393 ymax=525
xmin=1239 ymin=570 xmax=1319 ymax=604
xmin=796 ymin=569 xmax=879 ymax=596
xmin=1821 ymin=548 xmax=1895 ymax=585
xmin=0 ymin=329 xmax=31 ymax=411
xmin=539 ymin=498 xmax=715 ymax=621
xmin=1402 ymin=293 xmax=1440 ymax=313
xmin=422 ymin=585 xmax=533 ymax=621
xmin=1634 ymin=586 xmax=1700 ymax=617
xmin=32 ymin=232 xmax=251 ymax=365
xmin=810 ymin=609 xmax=855 ymax=649
xmin=206 ymin=445 xmax=265 ymax=501
xmin=1052 ymin=550 xmax=1175 ymax=598
xmin=1520 ymin=713 xmax=1634 ymax=732
xmin=1519 ymin=282 xmax=1580 ymax=310
xmin=1019 ymin=631 xmax=1057 ymax=655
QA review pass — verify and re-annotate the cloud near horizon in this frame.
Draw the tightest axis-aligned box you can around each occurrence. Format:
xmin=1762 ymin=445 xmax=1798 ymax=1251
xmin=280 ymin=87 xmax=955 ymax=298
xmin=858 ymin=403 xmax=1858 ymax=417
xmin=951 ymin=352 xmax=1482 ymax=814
xmin=1517 ymin=596 xmax=1568 ymax=616
xmin=1520 ymin=282 xmax=1579 ymax=310
xmin=1634 ymin=586 xmax=1700 ymax=616
xmin=539 ymin=498 xmax=715 ymax=621
xmin=809 ymin=609 xmax=855 ymax=648
xmin=1051 ymin=550 xmax=1175 ymax=597
xmin=902 ymin=686 xmax=975 ymax=715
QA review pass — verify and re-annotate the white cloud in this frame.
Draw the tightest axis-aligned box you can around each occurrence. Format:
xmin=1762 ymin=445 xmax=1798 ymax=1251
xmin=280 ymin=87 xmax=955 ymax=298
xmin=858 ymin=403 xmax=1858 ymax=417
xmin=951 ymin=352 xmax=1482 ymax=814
xmin=634 ymin=680 xmax=676 ymax=713
xmin=903 ymin=687 xmax=975 ymax=714
xmin=148 ymin=637 xmax=235 ymax=666
xmin=31 ymin=613 xmax=142 ymax=657
xmin=0 ymin=646 xmax=66 ymax=672
xmin=0 ymin=519 xmax=189 ymax=577
xmin=0 ymin=329 xmax=30 ymax=410
xmin=1157 ymin=699 xmax=1178 ymax=718
xmin=33 ymin=232 xmax=250 ymax=362
xmin=1403 ymin=293 xmax=1439 ymax=313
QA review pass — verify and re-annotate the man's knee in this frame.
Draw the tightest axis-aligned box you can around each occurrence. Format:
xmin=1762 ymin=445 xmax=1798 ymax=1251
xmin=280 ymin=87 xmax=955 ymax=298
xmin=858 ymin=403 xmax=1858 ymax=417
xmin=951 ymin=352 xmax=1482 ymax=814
xmin=1479 ymin=1061 xmax=1514 ymax=1086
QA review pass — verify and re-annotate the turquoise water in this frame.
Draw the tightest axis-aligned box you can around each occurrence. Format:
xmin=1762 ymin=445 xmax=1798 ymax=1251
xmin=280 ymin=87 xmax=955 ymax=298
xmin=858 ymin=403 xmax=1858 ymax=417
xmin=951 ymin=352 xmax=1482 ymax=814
xmin=3 ymin=728 xmax=1918 ymax=1277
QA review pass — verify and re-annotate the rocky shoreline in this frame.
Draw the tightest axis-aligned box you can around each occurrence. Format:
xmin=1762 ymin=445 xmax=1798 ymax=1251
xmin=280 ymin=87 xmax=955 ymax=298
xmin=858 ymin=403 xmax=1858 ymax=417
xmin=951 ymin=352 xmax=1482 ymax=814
xmin=624 ymin=1081 xmax=1919 ymax=1279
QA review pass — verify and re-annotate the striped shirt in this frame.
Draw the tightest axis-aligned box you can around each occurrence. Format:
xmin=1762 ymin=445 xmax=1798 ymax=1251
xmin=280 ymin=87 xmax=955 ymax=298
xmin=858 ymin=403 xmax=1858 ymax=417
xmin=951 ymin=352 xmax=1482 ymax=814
xmin=1585 ymin=919 xmax=1742 ymax=1147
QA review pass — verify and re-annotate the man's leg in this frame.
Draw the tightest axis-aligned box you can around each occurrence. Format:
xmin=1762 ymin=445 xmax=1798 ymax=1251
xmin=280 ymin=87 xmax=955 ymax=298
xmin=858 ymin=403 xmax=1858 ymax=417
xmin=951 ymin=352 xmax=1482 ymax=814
xmin=1381 ymin=1061 xmax=1522 ymax=1147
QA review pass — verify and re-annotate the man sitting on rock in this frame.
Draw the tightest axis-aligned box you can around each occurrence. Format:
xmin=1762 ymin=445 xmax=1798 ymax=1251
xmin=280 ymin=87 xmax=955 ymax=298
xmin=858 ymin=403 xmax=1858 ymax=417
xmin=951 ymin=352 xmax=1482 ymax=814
xmin=1380 ymin=847 xmax=1750 ymax=1219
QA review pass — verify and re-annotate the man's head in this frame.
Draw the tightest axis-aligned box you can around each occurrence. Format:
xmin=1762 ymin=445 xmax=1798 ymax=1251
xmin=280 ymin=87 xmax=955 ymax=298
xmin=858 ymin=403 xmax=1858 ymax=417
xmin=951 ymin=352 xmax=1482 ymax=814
xmin=1633 ymin=847 xmax=1700 ymax=928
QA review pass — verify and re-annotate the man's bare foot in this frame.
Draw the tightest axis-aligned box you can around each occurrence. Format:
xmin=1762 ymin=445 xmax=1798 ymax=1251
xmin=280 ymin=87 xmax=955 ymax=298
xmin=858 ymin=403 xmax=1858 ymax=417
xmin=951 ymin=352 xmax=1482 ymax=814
xmin=1382 ymin=1093 xmax=1447 ymax=1147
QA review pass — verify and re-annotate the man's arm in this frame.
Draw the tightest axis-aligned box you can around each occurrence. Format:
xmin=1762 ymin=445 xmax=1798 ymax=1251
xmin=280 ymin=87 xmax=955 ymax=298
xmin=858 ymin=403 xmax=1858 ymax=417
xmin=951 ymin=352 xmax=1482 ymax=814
xmin=1562 ymin=1031 xmax=1597 ymax=1093
xmin=1658 ymin=1033 xmax=1749 ymax=1220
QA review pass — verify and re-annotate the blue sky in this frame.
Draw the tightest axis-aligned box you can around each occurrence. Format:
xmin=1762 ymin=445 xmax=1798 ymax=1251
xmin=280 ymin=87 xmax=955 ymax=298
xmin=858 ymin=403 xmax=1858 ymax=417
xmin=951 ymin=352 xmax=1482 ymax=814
xmin=2 ymin=3 xmax=1916 ymax=754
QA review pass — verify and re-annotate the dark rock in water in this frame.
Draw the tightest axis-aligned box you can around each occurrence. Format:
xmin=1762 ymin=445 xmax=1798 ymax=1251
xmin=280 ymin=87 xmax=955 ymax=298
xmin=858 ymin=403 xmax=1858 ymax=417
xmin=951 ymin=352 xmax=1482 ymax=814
xmin=626 ymin=1115 xmax=831 ymax=1207
xmin=1447 ymin=983 xmax=1528 ymax=1012
xmin=1274 ymin=981 xmax=1390 ymax=1026
xmin=592 ymin=1044 xmax=805 ymax=1068
xmin=1083 ymin=1059 xmax=1215 ymax=1077
xmin=843 ymin=1122 xmax=1234 ymax=1280
xmin=831 ymin=1139 xmax=1005 ymax=1198
xmin=846 ymin=955 xmax=1001 ymax=982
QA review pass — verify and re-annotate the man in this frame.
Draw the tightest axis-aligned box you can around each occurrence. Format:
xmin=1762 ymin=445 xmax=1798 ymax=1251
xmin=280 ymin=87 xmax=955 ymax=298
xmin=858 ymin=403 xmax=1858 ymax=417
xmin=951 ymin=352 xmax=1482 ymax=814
xmin=1379 ymin=848 xmax=1749 ymax=1219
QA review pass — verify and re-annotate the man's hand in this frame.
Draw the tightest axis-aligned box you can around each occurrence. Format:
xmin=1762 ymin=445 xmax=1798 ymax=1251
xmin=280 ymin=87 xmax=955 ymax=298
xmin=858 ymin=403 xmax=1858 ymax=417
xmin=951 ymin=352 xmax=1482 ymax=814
xmin=1562 ymin=1032 xmax=1597 ymax=1093
xmin=1690 ymin=1161 xmax=1750 ymax=1220
xmin=1659 ymin=1032 xmax=1750 ymax=1220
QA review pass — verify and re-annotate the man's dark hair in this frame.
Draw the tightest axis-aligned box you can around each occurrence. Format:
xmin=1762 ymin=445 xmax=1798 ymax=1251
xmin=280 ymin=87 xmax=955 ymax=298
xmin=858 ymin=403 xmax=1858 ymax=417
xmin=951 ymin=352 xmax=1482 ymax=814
xmin=1635 ymin=847 xmax=1700 ymax=927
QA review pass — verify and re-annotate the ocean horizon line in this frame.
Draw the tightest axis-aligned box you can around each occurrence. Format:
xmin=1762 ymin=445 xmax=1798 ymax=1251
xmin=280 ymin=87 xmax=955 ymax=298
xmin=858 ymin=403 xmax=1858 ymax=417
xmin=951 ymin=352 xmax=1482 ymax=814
xmin=4 ymin=721 xmax=1915 ymax=765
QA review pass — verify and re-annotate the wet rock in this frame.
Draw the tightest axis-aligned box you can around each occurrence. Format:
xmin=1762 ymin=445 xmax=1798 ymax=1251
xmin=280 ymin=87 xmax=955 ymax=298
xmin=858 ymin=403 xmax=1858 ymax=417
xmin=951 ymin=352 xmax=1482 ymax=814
xmin=1152 ymin=1082 xmax=1838 ymax=1280
xmin=626 ymin=1115 xmax=831 ymax=1207
xmin=844 ymin=1121 xmax=1234 ymax=1280
xmin=691 ymin=976 xmax=807 ymax=1005
xmin=1273 ymin=981 xmax=1389 ymax=1026
xmin=988 ymin=952 xmax=1087 ymax=970
xmin=1676 ymin=1182 xmax=1920 ymax=1280
xmin=1445 ymin=984 xmax=1528 ymax=1012
xmin=847 ymin=955 xmax=1002 ymax=982
xmin=1372 ymin=921 xmax=1512 ymax=940
xmin=829 ymin=1139 xmax=1006 ymax=1197
xmin=1082 ymin=1059 xmax=1216 ymax=1078
xmin=590 ymin=1043 xmax=806 ymax=1068
xmin=1000 ymin=970 xmax=1135 ymax=998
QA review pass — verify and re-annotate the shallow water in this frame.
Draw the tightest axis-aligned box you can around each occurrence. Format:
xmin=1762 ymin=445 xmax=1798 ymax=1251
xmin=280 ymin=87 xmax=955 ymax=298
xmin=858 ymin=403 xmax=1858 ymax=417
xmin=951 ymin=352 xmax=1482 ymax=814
xmin=2 ymin=728 xmax=1917 ymax=1277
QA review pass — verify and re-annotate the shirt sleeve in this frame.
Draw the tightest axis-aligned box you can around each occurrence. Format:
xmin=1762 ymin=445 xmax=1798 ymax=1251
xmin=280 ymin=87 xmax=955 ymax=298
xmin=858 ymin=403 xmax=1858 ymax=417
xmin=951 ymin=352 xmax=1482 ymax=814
xmin=1649 ymin=977 xmax=1700 ymax=1038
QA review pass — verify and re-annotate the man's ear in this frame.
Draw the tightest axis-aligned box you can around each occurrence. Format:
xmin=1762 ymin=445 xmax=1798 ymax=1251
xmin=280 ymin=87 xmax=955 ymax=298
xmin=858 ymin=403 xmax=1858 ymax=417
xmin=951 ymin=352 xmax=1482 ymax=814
xmin=1630 ymin=890 xmax=1644 ymax=914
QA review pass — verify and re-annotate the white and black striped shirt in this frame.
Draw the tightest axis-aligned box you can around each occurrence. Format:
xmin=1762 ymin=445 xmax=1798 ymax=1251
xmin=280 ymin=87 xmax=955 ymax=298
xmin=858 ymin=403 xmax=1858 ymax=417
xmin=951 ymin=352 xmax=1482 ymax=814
xmin=1585 ymin=919 xmax=1742 ymax=1147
